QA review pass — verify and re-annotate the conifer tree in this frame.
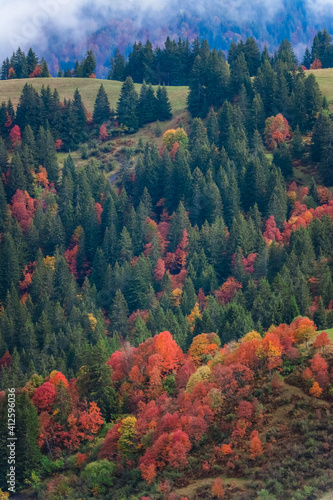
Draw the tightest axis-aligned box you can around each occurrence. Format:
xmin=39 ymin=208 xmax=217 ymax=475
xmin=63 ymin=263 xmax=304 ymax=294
xmin=156 ymin=85 xmax=172 ymax=121
xmin=109 ymin=49 xmax=126 ymax=81
xmin=273 ymin=142 xmax=293 ymax=178
xmin=116 ymin=77 xmax=139 ymax=132
xmin=93 ymin=84 xmax=111 ymax=124
xmin=110 ymin=290 xmax=129 ymax=337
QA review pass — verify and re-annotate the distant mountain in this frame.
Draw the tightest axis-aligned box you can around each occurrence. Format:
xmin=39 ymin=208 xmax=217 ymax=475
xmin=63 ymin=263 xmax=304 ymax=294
xmin=4 ymin=0 xmax=333 ymax=76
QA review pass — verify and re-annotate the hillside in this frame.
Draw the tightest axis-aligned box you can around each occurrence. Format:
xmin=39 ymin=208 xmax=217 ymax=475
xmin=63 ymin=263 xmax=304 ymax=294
xmin=2 ymin=38 xmax=333 ymax=500
xmin=0 ymin=78 xmax=188 ymax=115
xmin=309 ymin=68 xmax=333 ymax=109
xmin=1 ymin=69 xmax=332 ymax=116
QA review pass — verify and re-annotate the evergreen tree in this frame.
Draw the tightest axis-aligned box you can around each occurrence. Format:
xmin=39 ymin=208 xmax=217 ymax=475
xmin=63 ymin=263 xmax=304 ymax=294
xmin=77 ymin=339 xmax=117 ymax=420
xmin=93 ymin=84 xmax=111 ymax=124
xmin=80 ymin=50 xmax=96 ymax=77
xmin=109 ymin=49 xmax=126 ymax=81
xmin=273 ymin=142 xmax=293 ymax=178
xmin=156 ymin=85 xmax=172 ymax=121
xmin=116 ymin=77 xmax=139 ymax=132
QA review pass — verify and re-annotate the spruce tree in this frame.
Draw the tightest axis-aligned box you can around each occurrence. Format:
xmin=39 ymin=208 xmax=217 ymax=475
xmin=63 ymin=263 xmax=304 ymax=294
xmin=109 ymin=49 xmax=126 ymax=81
xmin=93 ymin=84 xmax=111 ymax=124
xmin=273 ymin=142 xmax=293 ymax=178
xmin=116 ymin=77 xmax=139 ymax=132
xmin=156 ymin=85 xmax=172 ymax=121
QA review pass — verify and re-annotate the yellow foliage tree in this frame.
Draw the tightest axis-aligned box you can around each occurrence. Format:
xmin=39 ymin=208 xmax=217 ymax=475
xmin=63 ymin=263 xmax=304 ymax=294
xmin=162 ymin=128 xmax=188 ymax=151
xmin=186 ymin=365 xmax=211 ymax=393
xmin=88 ymin=313 xmax=97 ymax=330
xmin=187 ymin=302 xmax=201 ymax=331
xmin=240 ymin=330 xmax=262 ymax=343
xmin=44 ymin=255 xmax=55 ymax=269
xmin=170 ymin=288 xmax=182 ymax=306
xmin=118 ymin=416 xmax=137 ymax=457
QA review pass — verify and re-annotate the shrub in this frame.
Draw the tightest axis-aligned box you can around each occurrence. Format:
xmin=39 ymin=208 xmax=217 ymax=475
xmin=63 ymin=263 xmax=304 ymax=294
xmin=81 ymin=459 xmax=117 ymax=493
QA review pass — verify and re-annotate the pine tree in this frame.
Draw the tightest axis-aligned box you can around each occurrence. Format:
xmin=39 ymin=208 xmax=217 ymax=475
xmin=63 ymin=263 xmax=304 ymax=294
xmin=273 ymin=142 xmax=293 ymax=178
xmin=229 ymin=53 xmax=252 ymax=99
xmin=7 ymin=152 xmax=26 ymax=198
xmin=244 ymin=37 xmax=261 ymax=76
xmin=109 ymin=49 xmax=126 ymax=81
xmin=187 ymin=55 xmax=206 ymax=118
xmin=15 ymin=392 xmax=42 ymax=487
xmin=110 ymin=290 xmax=129 ymax=337
xmin=77 ymin=339 xmax=117 ymax=420
xmin=303 ymin=47 xmax=312 ymax=69
xmin=93 ymin=84 xmax=111 ymax=124
xmin=80 ymin=50 xmax=96 ymax=77
xmin=292 ymin=125 xmax=304 ymax=159
xmin=206 ymin=109 xmax=219 ymax=145
xmin=72 ymin=88 xmax=87 ymax=144
xmin=116 ymin=77 xmax=139 ymax=132
xmin=40 ymin=58 xmax=50 ymax=77
xmin=37 ymin=127 xmax=59 ymax=184
xmin=156 ymin=85 xmax=172 ymax=121
xmin=26 ymin=48 xmax=39 ymax=75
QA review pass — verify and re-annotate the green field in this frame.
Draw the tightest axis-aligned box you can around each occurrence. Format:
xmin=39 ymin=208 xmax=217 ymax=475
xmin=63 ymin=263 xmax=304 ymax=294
xmin=309 ymin=68 xmax=333 ymax=109
xmin=0 ymin=77 xmax=188 ymax=115
xmin=0 ymin=70 xmax=332 ymax=116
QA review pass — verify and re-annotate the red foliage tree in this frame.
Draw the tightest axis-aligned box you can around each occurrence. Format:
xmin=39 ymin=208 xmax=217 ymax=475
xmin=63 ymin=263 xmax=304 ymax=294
xmin=5 ymin=111 xmax=12 ymax=128
xmin=48 ymin=371 xmax=69 ymax=388
xmin=55 ymin=139 xmax=64 ymax=150
xmin=99 ymin=123 xmax=108 ymax=141
xmin=169 ymin=141 xmax=179 ymax=160
xmin=313 ymin=331 xmax=331 ymax=354
xmin=29 ymin=65 xmax=42 ymax=78
xmin=64 ymin=245 xmax=79 ymax=278
xmin=95 ymin=202 xmax=103 ymax=223
xmin=32 ymin=382 xmax=56 ymax=412
xmin=310 ymin=58 xmax=322 ymax=70
xmin=0 ymin=350 xmax=12 ymax=368
xmin=154 ymin=258 xmax=166 ymax=281
xmin=214 ymin=277 xmax=242 ymax=304
xmin=9 ymin=125 xmax=22 ymax=147
xmin=310 ymin=353 xmax=328 ymax=374
xmin=10 ymin=189 xmax=35 ymax=232
xmin=263 ymin=216 xmax=282 ymax=243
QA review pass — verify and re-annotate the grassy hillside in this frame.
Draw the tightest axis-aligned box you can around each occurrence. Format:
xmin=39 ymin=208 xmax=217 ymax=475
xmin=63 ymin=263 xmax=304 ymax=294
xmin=309 ymin=68 xmax=333 ymax=109
xmin=0 ymin=77 xmax=188 ymax=115
xmin=0 ymin=70 xmax=332 ymax=116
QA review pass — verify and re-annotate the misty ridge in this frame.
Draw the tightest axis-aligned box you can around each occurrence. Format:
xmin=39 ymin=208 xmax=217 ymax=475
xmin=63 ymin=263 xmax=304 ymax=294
xmin=1 ymin=0 xmax=333 ymax=76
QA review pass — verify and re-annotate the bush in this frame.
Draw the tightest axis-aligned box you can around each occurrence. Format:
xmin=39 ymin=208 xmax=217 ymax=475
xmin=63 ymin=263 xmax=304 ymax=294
xmin=155 ymin=122 xmax=162 ymax=137
xmin=80 ymin=144 xmax=89 ymax=159
xmin=81 ymin=459 xmax=117 ymax=494
xmin=256 ymin=488 xmax=277 ymax=499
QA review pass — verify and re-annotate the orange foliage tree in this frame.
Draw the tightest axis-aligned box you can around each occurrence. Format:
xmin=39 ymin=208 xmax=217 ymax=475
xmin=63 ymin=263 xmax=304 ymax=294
xmin=264 ymin=113 xmax=290 ymax=149
xmin=249 ymin=430 xmax=263 ymax=459
xmin=211 ymin=477 xmax=224 ymax=498
xmin=309 ymin=381 xmax=322 ymax=398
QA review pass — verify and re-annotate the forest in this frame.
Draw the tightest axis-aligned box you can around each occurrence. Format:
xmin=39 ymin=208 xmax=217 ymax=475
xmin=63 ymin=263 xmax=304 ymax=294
xmin=0 ymin=34 xmax=333 ymax=500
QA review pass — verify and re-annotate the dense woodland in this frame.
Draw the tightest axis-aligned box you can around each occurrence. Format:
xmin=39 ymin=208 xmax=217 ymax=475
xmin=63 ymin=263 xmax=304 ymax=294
xmin=0 ymin=36 xmax=333 ymax=500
